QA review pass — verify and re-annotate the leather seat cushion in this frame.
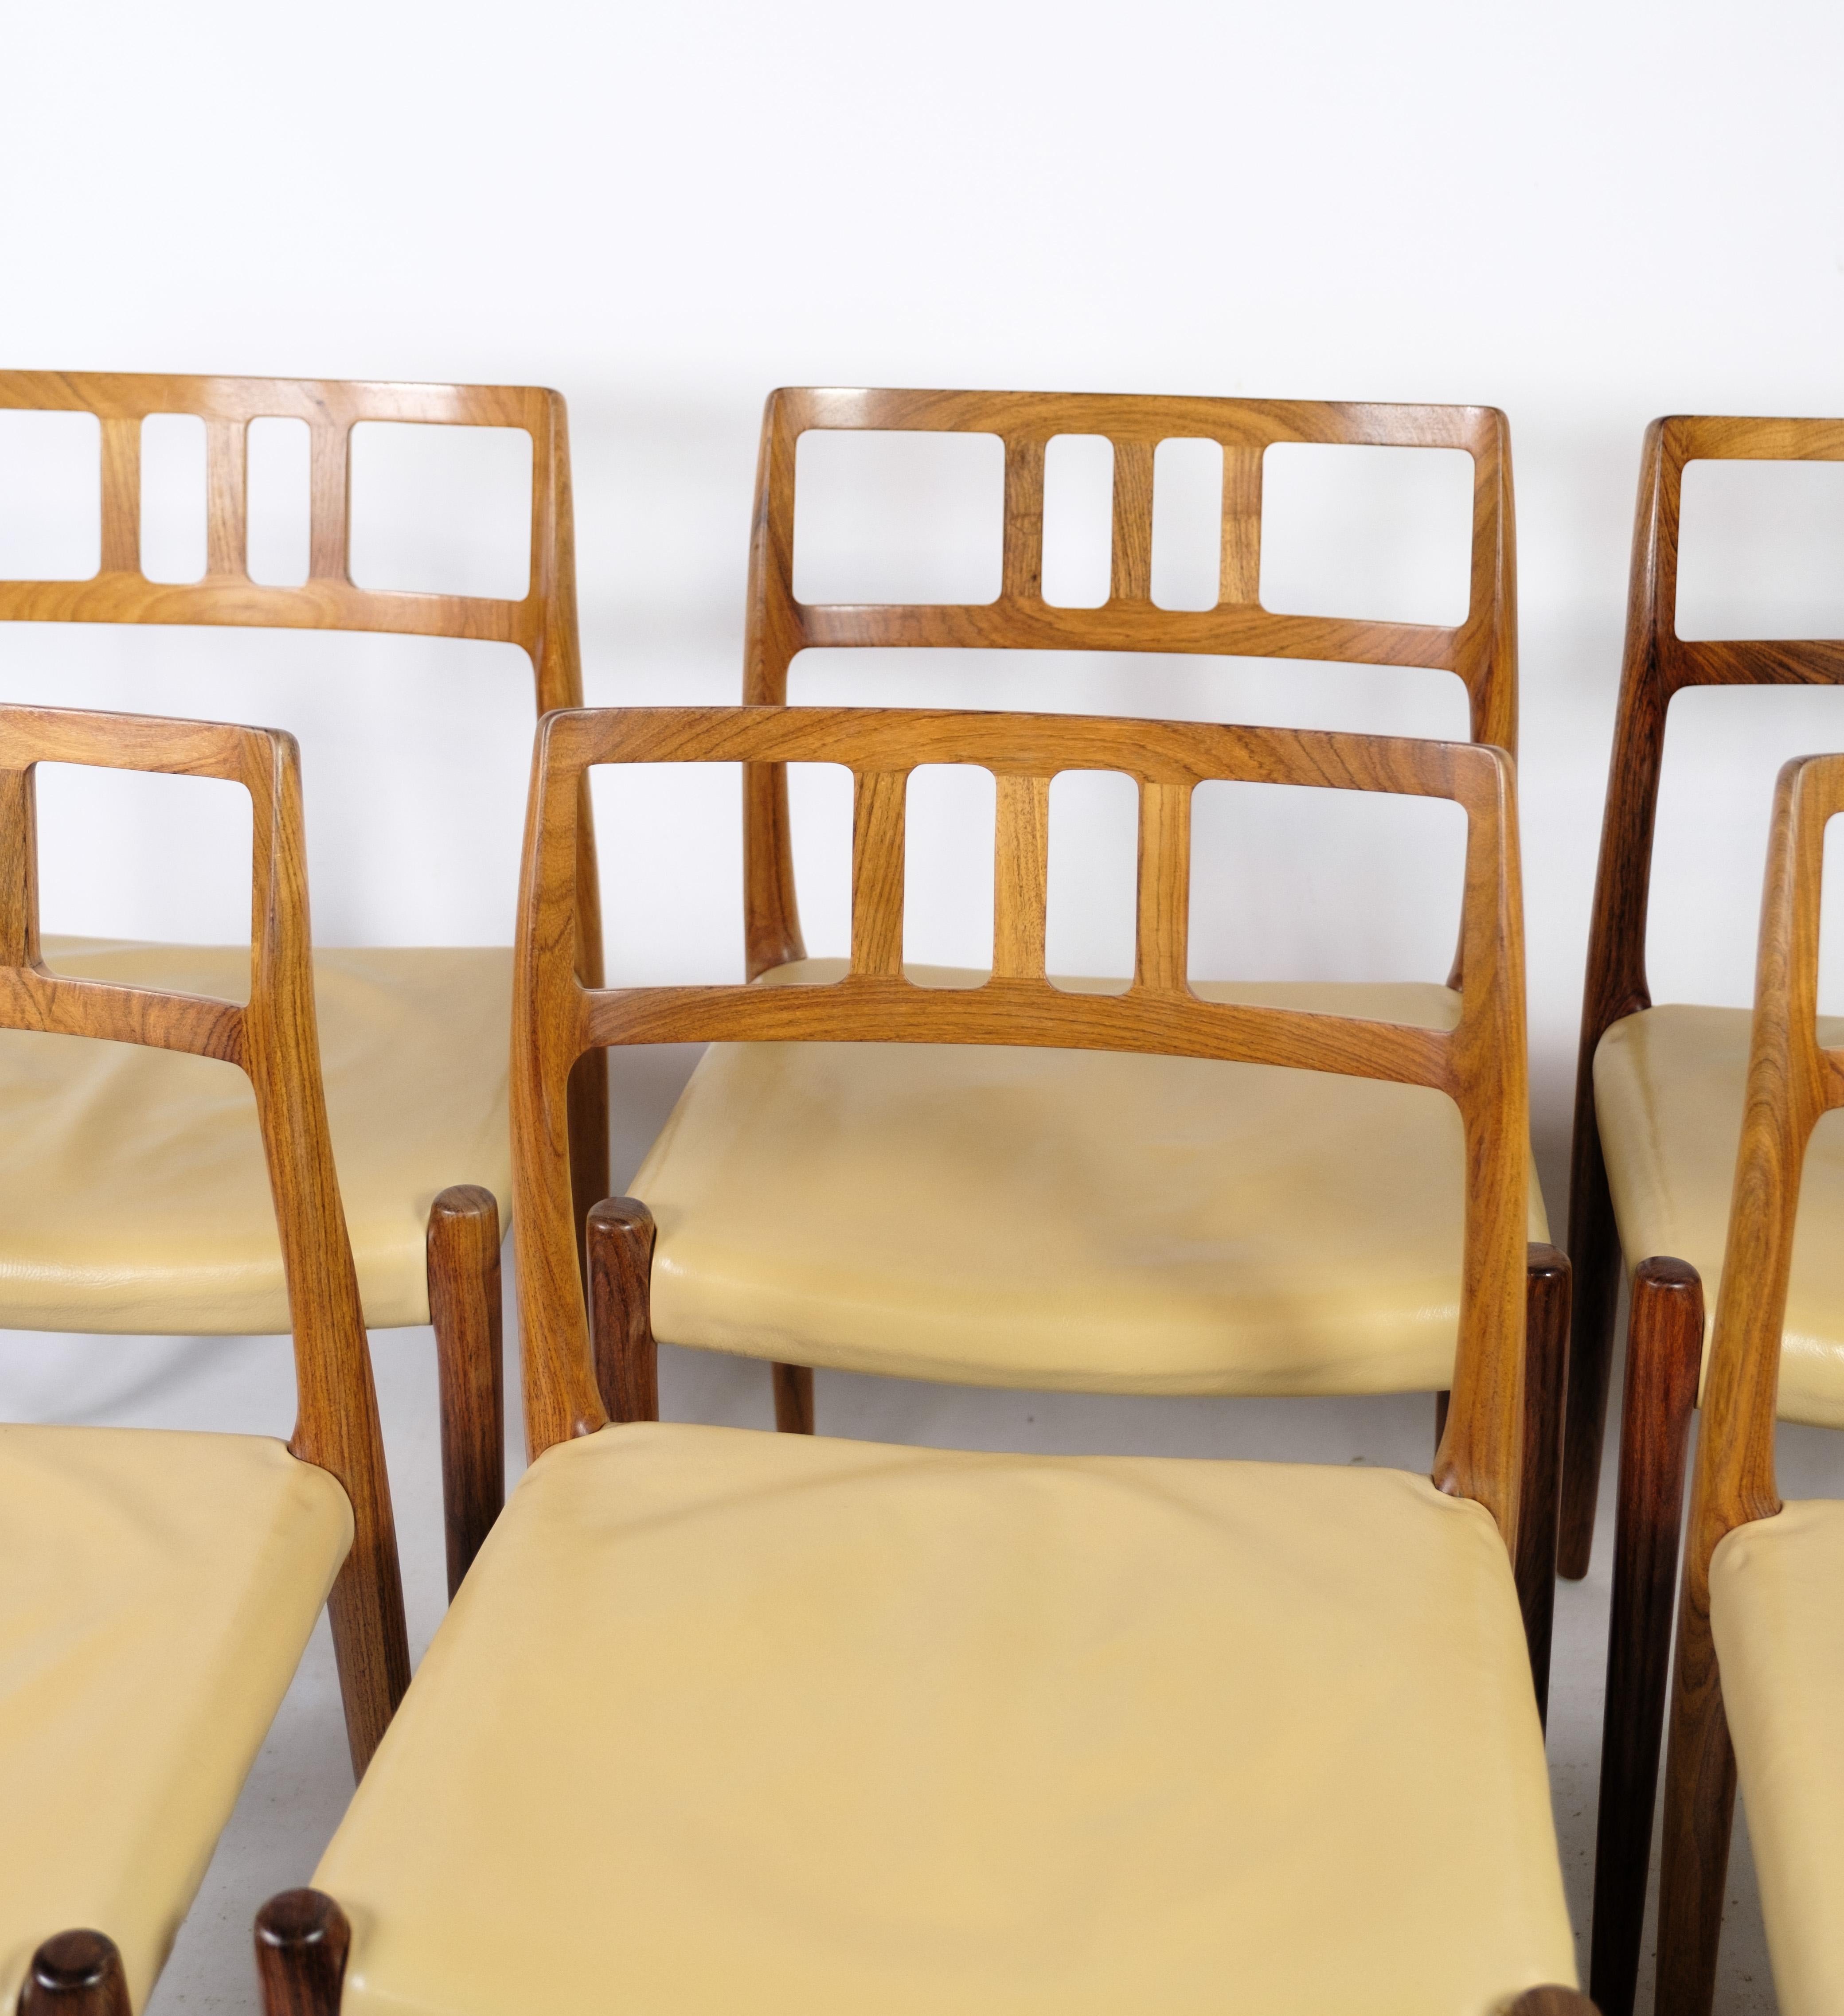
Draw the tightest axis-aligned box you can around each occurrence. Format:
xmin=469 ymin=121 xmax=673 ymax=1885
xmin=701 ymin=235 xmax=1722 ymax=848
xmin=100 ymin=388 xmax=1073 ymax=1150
xmin=633 ymin=962 xmax=1549 ymax=1395
xmin=315 ymin=1420 xmax=1575 ymax=2016
xmin=0 ymin=939 xmax=512 ymax=1334
xmin=1595 ymin=1005 xmax=1844 ymax=1424
xmin=0 ymin=1424 xmax=351 ymax=2014
xmin=1711 ymin=1500 xmax=1844 ymax=2016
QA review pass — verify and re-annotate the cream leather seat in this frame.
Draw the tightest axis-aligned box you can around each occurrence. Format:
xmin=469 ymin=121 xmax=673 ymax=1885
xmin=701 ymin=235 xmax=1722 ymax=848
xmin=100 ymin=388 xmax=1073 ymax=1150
xmin=637 ymin=963 xmax=1550 ymax=1396
xmin=1594 ymin=1004 xmax=1844 ymax=1427
xmin=1710 ymin=1501 xmax=1844 ymax=2016
xmin=0 ymin=1423 xmax=351 ymax=2016
xmin=315 ymin=1419 xmax=1575 ymax=2016
xmin=0 ymin=938 xmax=511 ymax=1335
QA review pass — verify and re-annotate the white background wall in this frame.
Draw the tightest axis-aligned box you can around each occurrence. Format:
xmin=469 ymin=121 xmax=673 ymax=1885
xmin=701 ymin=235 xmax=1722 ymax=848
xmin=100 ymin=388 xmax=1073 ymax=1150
xmin=4 ymin=0 xmax=1844 ymax=1211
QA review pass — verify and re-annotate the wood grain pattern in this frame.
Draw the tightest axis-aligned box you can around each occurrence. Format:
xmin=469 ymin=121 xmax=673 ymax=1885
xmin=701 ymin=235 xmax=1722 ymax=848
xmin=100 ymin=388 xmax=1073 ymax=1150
xmin=0 ymin=701 xmax=410 ymax=1773
xmin=738 ymin=388 xmax=1518 ymax=981
xmin=254 ymin=1890 xmax=350 ymax=2016
xmin=1654 ymin=749 xmax=1844 ymax=2016
xmin=18 ymin=1933 xmax=130 ymax=2016
xmin=1563 ymin=413 xmax=1844 ymax=1575
xmin=0 ymin=367 xmax=608 ymax=1532
xmin=512 ymin=704 xmax=1532 ymax=1554
xmin=426 ymin=1185 xmax=504 ymax=1600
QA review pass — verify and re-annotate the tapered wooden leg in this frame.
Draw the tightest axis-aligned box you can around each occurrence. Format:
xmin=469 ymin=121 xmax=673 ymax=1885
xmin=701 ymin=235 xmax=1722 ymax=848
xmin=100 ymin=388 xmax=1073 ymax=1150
xmin=426 ymin=1185 xmax=504 ymax=1599
xmin=1654 ymin=1552 xmax=1736 ymax=2016
xmin=773 ymin=1362 xmax=815 ymax=1434
xmin=588 ymin=1196 xmax=657 ymax=1422
xmin=1561 ymin=1119 xmax=1626 ymax=1579
xmin=1434 ymin=1388 xmax=1449 ymax=1446
xmin=1517 ymin=1244 xmax=1571 ymax=1727
xmin=255 ymin=1890 xmax=350 ymax=2016
xmin=18 ymin=1932 xmax=129 ymax=2016
xmin=568 ymin=1047 xmax=611 ymax=1281
xmin=1589 ymin=1257 xmax=1703 ymax=2016
xmin=1508 ymin=1991 xmax=1602 ymax=2015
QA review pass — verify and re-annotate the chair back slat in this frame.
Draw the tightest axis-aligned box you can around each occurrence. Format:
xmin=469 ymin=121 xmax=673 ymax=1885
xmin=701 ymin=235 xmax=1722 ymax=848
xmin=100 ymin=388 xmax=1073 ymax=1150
xmin=513 ymin=703 xmax=1530 ymax=1549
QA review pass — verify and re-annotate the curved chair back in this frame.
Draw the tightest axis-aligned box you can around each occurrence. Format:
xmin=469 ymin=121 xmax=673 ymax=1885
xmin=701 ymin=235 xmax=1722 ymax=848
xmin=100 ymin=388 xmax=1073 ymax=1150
xmin=739 ymin=388 xmax=1517 ymax=975
xmin=513 ymin=704 xmax=1531 ymax=1545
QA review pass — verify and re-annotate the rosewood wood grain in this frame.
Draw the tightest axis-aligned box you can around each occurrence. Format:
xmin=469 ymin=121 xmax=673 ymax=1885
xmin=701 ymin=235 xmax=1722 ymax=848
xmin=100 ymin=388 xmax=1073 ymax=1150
xmin=0 ymin=369 xmax=609 ymax=1304
xmin=426 ymin=1185 xmax=505 ymax=1599
xmin=17 ymin=1933 xmax=130 ymax=2016
xmin=1655 ymin=750 xmax=1844 ymax=2016
xmin=254 ymin=1890 xmax=350 ymax=2016
xmin=586 ymin=1195 xmax=658 ymax=1423
xmin=773 ymin=1363 xmax=816 ymax=1434
xmin=1589 ymin=1256 xmax=1704 ymax=2016
xmin=1517 ymin=1243 xmax=1570 ymax=1728
xmin=0 ymin=702 xmax=410 ymax=1772
xmin=738 ymin=388 xmax=1518 ymax=983
xmin=512 ymin=705 xmax=1533 ymax=1563
xmin=1563 ymin=414 xmax=1844 ymax=1575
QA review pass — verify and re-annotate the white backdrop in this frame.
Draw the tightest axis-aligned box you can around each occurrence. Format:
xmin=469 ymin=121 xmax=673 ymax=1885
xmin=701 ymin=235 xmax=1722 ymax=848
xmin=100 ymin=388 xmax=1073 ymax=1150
xmin=4 ymin=0 xmax=1844 ymax=1212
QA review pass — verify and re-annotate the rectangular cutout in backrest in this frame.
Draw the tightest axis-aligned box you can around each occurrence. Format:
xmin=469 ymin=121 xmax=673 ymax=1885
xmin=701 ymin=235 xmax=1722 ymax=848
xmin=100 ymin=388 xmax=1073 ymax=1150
xmin=34 ymin=764 xmax=254 ymax=987
xmin=247 ymin=417 xmax=313 ymax=588
xmin=792 ymin=430 xmax=1003 ymax=606
xmin=1041 ymin=435 xmax=1114 ymax=608
xmin=1676 ymin=459 xmax=1844 ymax=641
xmin=348 ymin=422 xmax=533 ymax=601
xmin=139 ymin=414 xmax=207 ymax=584
xmin=1045 ymin=768 xmax=1137 ymax=987
xmin=590 ymin=762 xmax=742 ymax=986
xmin=1150 ymin=437 xmax=1224 ymax=611
xmin=902 ymin=764 xmax=996 ymax=979
xmin=1260 ymin=443 xmax=1473 ymax=626
xmin=1187 ymin=778 xmax=1466 ymax=985
xmin=785 ymin=761 xmax=854 ymax=963
xmin=0 ymin=411 xmax=100 ymax=581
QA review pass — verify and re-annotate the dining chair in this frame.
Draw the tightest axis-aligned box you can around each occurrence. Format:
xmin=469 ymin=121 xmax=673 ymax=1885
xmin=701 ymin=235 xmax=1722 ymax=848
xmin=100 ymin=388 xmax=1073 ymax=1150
xmin=636 ymin=386 xmax=1568 ymax=1704
xmin=254 ymin=700 xmax=1592 ymax=2016
xmin=0 ymin=371 xmax=607 ymax=1596
xmin=1563 ymin=415 xmax=1844 ymax=2015
xmin=1649 ymin=747 xmax=1844 ymax=2016
xmin=0 ymin=702 xmax=407 ymax=2016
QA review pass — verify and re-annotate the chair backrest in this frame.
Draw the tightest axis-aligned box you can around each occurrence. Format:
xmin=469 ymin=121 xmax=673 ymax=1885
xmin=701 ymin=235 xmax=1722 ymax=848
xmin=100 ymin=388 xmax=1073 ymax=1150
xmin=0 ymin=698 xmax=407 ymax=1755
xmin=513 ymin=703 xmax=1531 ymax=1546
xmin=740 ymin=388 xmax=1517 ymax=976
xmin=1690 ymin=749 xmax=1844 ymax=1553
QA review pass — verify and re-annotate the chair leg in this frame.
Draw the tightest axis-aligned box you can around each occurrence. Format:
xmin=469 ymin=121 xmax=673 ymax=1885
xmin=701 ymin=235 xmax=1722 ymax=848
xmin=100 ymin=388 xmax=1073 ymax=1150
xmin=255 ymin=1890 xmax=350 ymax=2016
xmin=1508 ymin=1992 xmax=1602 ymax=2016
xmin=588 ymin=1196 xmax=658 ymax=1422
xmin=17 ymin=1932 xmax=129 ymax=2016
xmin=1560 ymin=1124 xmax=1626 ymax=1579
xmin=1589 ymin=1257 xmax=1703 ymax=2016
xmin=1517 ymin=1244 xmax=1571 ymax=1728
xmin=773 ymin=1362 xmax=815 ymax=1433
xmin=567 ymin=1047 xmax=611 ymax=1282
xmin=427 ymin=1185 xmax=505 ymax=1600
xmin=1654 ymin=1554 xmax=1736 ymax=2016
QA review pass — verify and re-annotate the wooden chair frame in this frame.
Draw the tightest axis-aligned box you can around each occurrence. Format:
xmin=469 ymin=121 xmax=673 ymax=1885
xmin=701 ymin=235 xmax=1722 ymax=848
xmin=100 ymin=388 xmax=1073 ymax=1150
xmin=0 ymin=370 xmax=609 ymax=1591
xmin=1650 ymin=750 xmax=1844 ymax=2016
xmin=0 ymin=701 xmax=410 ymax=2006
xmin=1563 ymin=416 xmax=1844 ymax=2013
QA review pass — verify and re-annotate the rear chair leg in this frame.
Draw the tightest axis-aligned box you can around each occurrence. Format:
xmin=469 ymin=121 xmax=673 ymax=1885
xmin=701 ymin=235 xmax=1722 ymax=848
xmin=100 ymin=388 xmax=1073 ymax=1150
xmin=255 ymin=1890 xmax=350 ymax=2016
xmin=1517 ymin=1244 xmax=1571 ymax=1727
xmin=18 ymin=1932 xmax=129 ymax=2015
xmin=1589 ymin=1256 xmax=1703 ymax=2016
xmin=426 ymin=1185 xmax=505 ymax=1599
xmin=588 ymin=1197 xmax=658 ymax=1422
xmin=773 ymin=1363 xmax=815 ymax=1434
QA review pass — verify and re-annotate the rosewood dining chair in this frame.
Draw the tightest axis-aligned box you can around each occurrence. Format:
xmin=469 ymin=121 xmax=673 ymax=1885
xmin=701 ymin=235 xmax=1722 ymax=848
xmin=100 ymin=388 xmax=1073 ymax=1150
xmin=1565 ymin=416 xmax=1844 ymax=2015
xmin=0 ymin=372 xmax=606 ymax=1596
xmin=1650 ymin=748 xmax=1844 ymax=2016
xmin=0 ymin=702 xmax=406 ymax=2016
xmin=632 ymin=386 xmax=1569 ymax=1704
xmin=255 ymin=701 xmax=1593 ymax=2016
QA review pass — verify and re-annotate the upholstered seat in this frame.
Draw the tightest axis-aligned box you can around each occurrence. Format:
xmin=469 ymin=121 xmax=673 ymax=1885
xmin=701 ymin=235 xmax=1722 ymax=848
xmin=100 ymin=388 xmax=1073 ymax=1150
xmin=634 ymin=962 xmax=1550 ymax=1395
xmin=0 ymin=938 xmax=512 ymax=1334
xmin=0 ymin=1423 xmax=351 ymax=2015
xmin=1594 ymin=1004 xmax=1844 ymax=1426
xmin=315 ymin=1419 xmax=1574 ymax=2016
xmin=1710 ymin=1501 xmax=1844 ymax=2016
